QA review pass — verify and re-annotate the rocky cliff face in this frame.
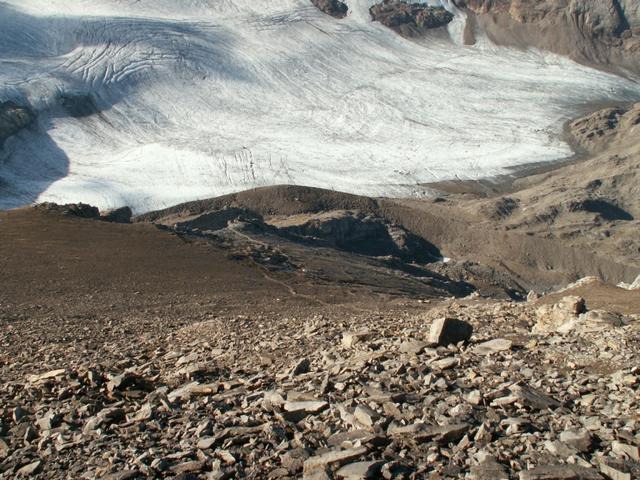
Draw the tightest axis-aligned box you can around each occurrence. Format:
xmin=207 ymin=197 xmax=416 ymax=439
xmin=456 ymin=0 xmax=640 ymax=75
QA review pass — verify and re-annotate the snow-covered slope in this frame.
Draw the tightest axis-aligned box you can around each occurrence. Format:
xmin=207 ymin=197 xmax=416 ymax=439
xmin=0 ymin=0 xmax=639 ymax=213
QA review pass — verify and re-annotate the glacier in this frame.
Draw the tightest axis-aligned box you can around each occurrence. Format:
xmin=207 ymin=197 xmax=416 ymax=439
xmin=1 ymin=0 xmax=639 ymax=213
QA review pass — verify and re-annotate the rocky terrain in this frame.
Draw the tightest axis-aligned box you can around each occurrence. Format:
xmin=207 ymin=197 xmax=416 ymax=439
xmin=456 ymin=0 xmax=640 ymax=75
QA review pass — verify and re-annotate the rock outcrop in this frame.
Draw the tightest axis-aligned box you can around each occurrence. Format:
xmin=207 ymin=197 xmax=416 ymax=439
xmin=456 ymin=0 xmax=640 ymax=74
xmin=36 ymin=202 xmax=101 ymax=219
xmin=274 ymin=210 xmax=440 ymax=263
xmin=311 ymin=0 xmax=349 ymax=19
xmin=0 ymin=102 xmax=35 ymax=147
xmin=370 ymin=1 xmax=454 ymax=36
xmin=100 ymin=206 xmax=133 ymax=224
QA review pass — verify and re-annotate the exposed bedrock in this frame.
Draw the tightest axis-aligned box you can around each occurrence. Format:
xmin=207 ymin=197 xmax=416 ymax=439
xmin=0 ymin=102 xmax=35 ymax=147
xmin=455 ymin=0 xmax=640 ymax=74
xmin=370 ymin=1 xmax=454 ymax=36
xmin=311 ymin=0 xmax=349 ymax=18
xmin=163 ymin=206 xmax=441 ymax=264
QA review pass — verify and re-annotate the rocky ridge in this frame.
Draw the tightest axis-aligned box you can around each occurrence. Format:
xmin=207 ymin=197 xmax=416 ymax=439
xmin=369 ymin=2 xmax=454 ymax=36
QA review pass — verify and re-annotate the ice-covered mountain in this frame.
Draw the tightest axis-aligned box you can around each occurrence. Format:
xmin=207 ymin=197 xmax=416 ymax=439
xmin=1 ymin=0 xmax=639 ymax=213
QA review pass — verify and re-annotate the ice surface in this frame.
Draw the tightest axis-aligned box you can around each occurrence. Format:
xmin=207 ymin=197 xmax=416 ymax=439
xmin=1 ymin=0 xmax=639 ymax=213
